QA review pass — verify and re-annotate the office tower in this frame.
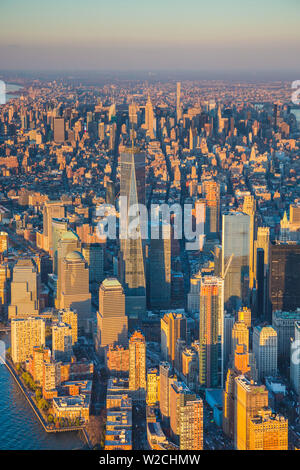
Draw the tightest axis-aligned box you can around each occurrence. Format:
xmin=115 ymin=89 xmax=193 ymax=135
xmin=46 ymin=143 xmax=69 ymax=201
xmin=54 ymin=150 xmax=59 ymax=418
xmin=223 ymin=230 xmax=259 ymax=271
xmin=8 ymin=259 xmax=40 ymax=319
xmin=51 ymin=217 xmax=68 ymax=275
xmin=222 ymin=212 xmax=251 ymax=311
xmin=269 ymin=242 xmax=300 ymax=314
xmin=56 ymin=230 xmax=80 ymax=301
xmin=129 ymin=331 xmax=146 ymax=400
xmin=181 ymin=347 xmax=198 ymax=390
xmin=145 ymin=95 xmax=155 ymax=138
xmin=174 ymin=338 xmax=186 ymax=375
xmin=290 ymin=321 xmax=300 ymax=396
xmin=58 ymin=308 xmax=78 ymax=345
xmin=52 ymin=322 xmax=72 ymax=362
xmin=199 ymin=276 xmax=224 ymax=388
xmin=242 ymin=195 xmax=256 ymax=290
xmin=272 ymin=309 xmax=300 ymax=361
xmin=0 ymin=231 xmax=8 ymax=253
xmin=223 ymin=344 xmax=257 ymax=439
xmin=96 ymin=278 xmax=128 ymax=355
xmin=159 ymin=362 xmax=177 ymax=423
xmin=161 ymin=312 xmax=187 ymax=365
xmin=148 ymin=224 xmax=171 ymax=309
xmin=32 ymin=346 xmax=51 ymax=385
xmin=170 ymin=381 xmax=203 ymax=450
xmin=187 ymin=272 xmax=202 ymax=313
xmin=249 ymin=409 xmax=288 ymax=450
xmin=146 ymin=368 xmax=160 ymax=406
xmin=203 ymin=180 xmax=220 ymax=238
xmin=120 ymin=147 xmax=146 ymax=320
xmin=234 ymin=375 xmax=268 ymax=450
xmin=129 ymin=100 xmax=139 ymax=126
xmin=253 ymin=326 xmax=277 ymax=381
xmin=289 ymin=203 xmax=300 ymax=241
xmin=255 ymin=248 xmax=265 ymax=318
xmin=43 ymin=201 xmax=65 ymax=253
xmin=53 ymin=117 xmax=65 ymax=143
xmin=238 ymin=307 xmax=251 ymax=328
xmin=56 ymin=251 xmax=91 ymax=331
xmin=254 ymin=227 xmax=270 ymax=279
xmin=11 ymin=317 xmax=45 ymax=363
xmin=231 ymin=321 xmax=249 ymax=355
xmin=176 ymin=82 xmax=182 ymax=123
xmin=82 ymin=243 xmax=104 ymax=284
xmin=223 ymin=313 xmax=235 ymax=373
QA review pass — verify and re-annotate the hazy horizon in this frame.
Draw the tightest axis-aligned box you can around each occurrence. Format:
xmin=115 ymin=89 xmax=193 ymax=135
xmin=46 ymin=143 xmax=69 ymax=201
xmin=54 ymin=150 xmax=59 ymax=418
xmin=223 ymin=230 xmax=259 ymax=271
xmin=1 ymin=0 xmax=299 ymax=73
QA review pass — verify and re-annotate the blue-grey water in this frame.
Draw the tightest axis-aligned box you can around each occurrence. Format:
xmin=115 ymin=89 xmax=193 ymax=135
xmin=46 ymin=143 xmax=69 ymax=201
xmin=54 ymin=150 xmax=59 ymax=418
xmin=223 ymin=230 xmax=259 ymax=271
xmin=0 ymin=333 xmax=85 ymax=450
xmin=6 ymin=83 xmax=23 ymax=101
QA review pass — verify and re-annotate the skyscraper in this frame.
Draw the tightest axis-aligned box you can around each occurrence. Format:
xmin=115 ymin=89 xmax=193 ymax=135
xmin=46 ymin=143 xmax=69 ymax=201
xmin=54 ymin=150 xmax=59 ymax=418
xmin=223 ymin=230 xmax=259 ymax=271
xmin=96 ymin=278 xmax=128 ymax=356
xmin=242 ymin=195 xmax=256 ymax=290
xmin=199 ymin=276 xmax=224 ymax=388
xmin=159 ymin=362 xmax=177 ymax=424
xmin=120 ymin=147 xmax=146 ymax=321
xmin=53 ymin=117 xmax=65 ymax=143
xmin=56 ymin=251 xmax=91 ymax=331
xmin=203 ymin=180 xmax=220 ymax=239
xmin=42 ymin=201 xmax=65 ymax=253
xmin=129 ymin=330 xmax=146 ymax=400
xmin=148 ymin=223 xmax=171 ymax=310
xmin=290 ymin=321 xmax=300 ymax=396
xmin=8 ymin=259 xmax=40 ymax=319
xmin=253 ymin=326 xmax=277 ymax=381
xmin=161 ymin=312 xmax=187 ymax=365
xmin=249 ymin=409 xmax=288 ymax=450
xmin=176 ymin=82 xmax=182 ymax=123
xmin=145 ymin=95 xmax=155 ymax=139
xmin=82 ymin=243 xmax=104 ymax=284
xmin=51 ymin=217 xmax=68 ymax=275
xmin=222 ymin=212 xmax=251 ymax=311
xmin=231 ymin=321 xmax=249 ymax=356
xmin=269 ymin=242 xmax=300 ymax=315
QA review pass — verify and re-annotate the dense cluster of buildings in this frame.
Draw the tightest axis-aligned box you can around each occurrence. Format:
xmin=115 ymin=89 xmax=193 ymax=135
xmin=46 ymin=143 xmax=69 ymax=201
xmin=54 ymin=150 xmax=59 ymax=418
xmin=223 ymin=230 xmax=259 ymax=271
xmin=0 ymin=77 xmax=300 ymax=449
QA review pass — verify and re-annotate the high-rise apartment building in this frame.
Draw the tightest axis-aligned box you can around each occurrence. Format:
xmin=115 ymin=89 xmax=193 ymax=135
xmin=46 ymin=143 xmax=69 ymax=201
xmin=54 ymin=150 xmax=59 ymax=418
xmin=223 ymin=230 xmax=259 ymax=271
xmin=222 ymin=212 xmax=250 ymax=311
xmin=8 ymin=259 xmax=40 ymax=319
xmin=58 ymin=308 xmax=78 ymax=345
xmin=96 ymin=278 xmax=128 ymax=355
xmin=129 ymin=330 xmax=146 ymax=400
xmin=199 ymin=276 xmax=224 ymax=388
xmin=253 ymin=326 xmax=277 ymax=381
xmin=11 ymin=317 xmax=45 ymax=363
xmin=0 ymin=231 xmax=8 ymax=253
xmin=52 ymin=322 xmax=73 ymax=362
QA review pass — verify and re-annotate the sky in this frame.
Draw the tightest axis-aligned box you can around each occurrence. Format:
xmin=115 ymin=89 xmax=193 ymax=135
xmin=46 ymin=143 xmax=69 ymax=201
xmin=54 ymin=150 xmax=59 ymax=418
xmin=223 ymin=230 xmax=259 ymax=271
xmin=0 ymin=0 xmax=299 ymax=74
